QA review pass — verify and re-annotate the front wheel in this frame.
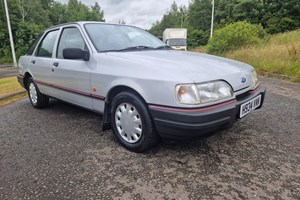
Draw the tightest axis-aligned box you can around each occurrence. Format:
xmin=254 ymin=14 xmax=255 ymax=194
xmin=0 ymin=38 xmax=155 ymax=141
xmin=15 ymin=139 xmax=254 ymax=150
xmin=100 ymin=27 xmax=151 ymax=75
xmin=110 ymin=92 xmax=159 ymax=152
xmin=27 ymin=77 xmax=49 ymax=108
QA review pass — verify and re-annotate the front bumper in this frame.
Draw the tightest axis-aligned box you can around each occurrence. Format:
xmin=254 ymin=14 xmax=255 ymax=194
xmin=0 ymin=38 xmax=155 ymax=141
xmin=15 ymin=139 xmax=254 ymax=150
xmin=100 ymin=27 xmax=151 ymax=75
xmin=149 ymin=85 xmax=266 ymax=139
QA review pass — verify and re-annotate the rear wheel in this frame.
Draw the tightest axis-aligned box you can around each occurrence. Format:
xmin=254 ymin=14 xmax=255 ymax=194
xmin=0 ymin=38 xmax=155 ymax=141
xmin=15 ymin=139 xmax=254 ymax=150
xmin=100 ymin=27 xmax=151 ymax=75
xmin=27 ymin=77 xmax=49 ymax=108
xmin=110 ymin=91 xmax=159 ymax=152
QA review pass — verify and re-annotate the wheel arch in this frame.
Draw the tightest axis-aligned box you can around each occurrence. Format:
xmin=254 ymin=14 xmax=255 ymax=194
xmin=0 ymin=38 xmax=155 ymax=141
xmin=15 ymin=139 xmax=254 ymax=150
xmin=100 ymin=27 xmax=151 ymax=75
xmin=106 ymin=85 xmax=147 ymax=104
xmin=102 ymin=85 xmax=149 ymax=131
xmin=23 ymin=72 xmax=33 ymax=90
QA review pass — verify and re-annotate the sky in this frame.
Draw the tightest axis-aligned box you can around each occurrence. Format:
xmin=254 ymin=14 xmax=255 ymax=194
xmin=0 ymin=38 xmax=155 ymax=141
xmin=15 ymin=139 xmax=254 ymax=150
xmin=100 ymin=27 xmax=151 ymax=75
xmin=58 ymin=0 xmax=190 ymax=29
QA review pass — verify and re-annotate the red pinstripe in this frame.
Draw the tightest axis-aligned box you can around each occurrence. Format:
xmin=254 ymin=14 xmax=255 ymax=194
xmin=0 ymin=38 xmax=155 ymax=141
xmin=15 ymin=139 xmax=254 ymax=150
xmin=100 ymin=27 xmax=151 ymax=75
xmin=35 ymin=80 xmax=105 ymax=100
xmin=149 ymin=100 xmax=237 ymax=113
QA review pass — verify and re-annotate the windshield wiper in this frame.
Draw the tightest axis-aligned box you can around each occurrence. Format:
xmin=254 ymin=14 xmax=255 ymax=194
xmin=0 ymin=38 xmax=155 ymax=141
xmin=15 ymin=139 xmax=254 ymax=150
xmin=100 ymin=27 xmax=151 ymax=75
xmin=100 ymin=45 xmax=169 ymax=53
xmin=154 ymin=45 xmax=172 ymax=50
xmin=117 ymin=46 xmax=155 ymax=52
xmin=100 ymin=49 xmax=122 ymax=53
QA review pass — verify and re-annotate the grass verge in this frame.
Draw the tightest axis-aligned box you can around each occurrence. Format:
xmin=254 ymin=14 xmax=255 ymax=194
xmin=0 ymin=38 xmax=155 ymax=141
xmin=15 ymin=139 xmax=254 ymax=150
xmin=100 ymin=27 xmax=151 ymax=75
xmin=0 ymin=77 xmax=24 ymax=96
xmin=191 ymin=29 xmax=300 ymax=82
xmin=0 ymin=93 xmax=27 ymax=106
xmin=0 ymin=76 xmax=26 ymax=106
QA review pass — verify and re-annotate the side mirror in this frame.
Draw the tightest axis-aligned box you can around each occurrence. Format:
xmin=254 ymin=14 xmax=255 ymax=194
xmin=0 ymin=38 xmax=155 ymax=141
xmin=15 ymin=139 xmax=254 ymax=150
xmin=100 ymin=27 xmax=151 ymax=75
xmin=63 ymin=48 xmax=90 ymax=61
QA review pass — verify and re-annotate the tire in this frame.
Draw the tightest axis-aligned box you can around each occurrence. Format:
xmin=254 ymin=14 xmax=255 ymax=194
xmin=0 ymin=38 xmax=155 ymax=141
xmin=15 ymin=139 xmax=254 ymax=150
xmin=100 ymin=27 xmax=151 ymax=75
xmin=110 ymin=91 xmax=159 ymax=152
xmin=27 ymin=77 xmax=49 ymax=108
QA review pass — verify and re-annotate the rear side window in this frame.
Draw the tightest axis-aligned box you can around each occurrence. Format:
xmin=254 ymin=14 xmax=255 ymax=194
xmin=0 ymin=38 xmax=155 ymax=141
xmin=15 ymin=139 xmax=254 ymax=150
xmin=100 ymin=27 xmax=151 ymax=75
xmin=57 ymin=27 xmax=87 ymax=59
xmin=36 ymin=30 xmax=59 ymax=58
xmin=26 ymin=34 xmax=42 ymax=55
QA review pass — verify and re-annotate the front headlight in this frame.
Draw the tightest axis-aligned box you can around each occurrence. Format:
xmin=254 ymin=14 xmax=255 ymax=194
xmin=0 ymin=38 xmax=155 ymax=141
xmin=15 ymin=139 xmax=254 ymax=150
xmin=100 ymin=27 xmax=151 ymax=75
xmin=176 ymin=81 xmax=234 ymax=105
xmin=197 ymin=81 xmax=233 ymax=104
xmin=176 ymin=84 xmax=200 ymax=105
xmin=251 ymin=70 xmax=260 ymax=89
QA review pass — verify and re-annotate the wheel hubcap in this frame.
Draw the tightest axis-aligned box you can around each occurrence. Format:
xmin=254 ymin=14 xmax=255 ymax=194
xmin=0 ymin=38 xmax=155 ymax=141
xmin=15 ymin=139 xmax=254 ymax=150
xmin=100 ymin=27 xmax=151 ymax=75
xmin=29 ymin=83 xmax=38 ymax=104
xmin=115 ymin=103 xmax=143 ymax=144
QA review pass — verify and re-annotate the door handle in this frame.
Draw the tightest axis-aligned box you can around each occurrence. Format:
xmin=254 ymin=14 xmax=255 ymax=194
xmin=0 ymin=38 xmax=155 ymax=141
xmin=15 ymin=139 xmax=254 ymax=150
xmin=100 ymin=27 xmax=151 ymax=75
xmin=31 ymin=60 xmax=35 ymax=64
xmin=53 ymin=62 xmax=59 ymax=67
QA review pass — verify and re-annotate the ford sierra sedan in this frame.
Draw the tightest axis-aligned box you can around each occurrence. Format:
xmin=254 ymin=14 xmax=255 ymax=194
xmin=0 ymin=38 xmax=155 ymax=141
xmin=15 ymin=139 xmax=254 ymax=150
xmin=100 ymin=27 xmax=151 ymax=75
xmin=17 ymin=22 xmax=266 ymax=152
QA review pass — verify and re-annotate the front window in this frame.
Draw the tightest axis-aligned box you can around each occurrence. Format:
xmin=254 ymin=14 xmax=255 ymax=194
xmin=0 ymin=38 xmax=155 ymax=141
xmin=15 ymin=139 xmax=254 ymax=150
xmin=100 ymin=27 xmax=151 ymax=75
xmin=85 ymin=24 xmax=167 ymax=52
xmin=57 ymin=27 xmax=87 ymax=59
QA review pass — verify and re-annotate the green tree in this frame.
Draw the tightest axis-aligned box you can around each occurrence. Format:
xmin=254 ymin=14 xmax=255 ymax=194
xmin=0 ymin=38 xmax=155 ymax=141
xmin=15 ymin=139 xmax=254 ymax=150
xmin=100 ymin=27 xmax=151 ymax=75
xmin=15 ymin=21 xmax=43 ymax=57
xmin=65 ymin=0 xmax=104 ymax=22
xmin=149 ymin=0 xmax=300 ymax=48
xmin=262 ymin=0 xmax=300 ymax=33
xmin=90 ymin=2 xmax=105 ymax=22
xmin=49 ymin=2 xmax=67 ymax=25
xmin=0 ymin=0 xmax=106 ymax=63
xmin=149 ymin=2 xmax=188 ymax=37
xmin=13 ymin=0 xmax=51 ymax=27
xmin=187 ymin=0 xmax=212 ymax=31
xmin=231 ymin=0 xmax=263 ymax=24
xmin=266 ymin=17 xmax=298 ymax=34
xmin=214 ymin=0 xmax=238 ymax=24
xmin=188 ymin=29 xmax=209 ymax=48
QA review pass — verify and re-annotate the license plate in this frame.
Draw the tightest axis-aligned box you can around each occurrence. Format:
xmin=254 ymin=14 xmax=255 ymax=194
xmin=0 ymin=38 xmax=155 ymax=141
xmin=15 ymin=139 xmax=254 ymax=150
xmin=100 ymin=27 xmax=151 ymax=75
xmin=240 ymin=95 xmax=262 ymax=118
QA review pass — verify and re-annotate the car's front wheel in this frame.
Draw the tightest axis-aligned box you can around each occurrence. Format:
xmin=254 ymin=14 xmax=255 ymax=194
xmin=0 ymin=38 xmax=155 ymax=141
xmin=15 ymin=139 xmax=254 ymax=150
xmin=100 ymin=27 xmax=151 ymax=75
xmin=110 ymin=91 xmax=159 ymax=152
xmin=27 ymin=77 xmax=49 ymax=108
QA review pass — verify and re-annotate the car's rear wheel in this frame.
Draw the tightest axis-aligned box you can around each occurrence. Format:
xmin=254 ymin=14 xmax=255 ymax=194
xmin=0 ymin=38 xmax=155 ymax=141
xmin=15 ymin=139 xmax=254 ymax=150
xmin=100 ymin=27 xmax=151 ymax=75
xmin=110 ymin=91 xmax=159 ymax=152
xmin=27 ymin=77 xmax=49 ymax=108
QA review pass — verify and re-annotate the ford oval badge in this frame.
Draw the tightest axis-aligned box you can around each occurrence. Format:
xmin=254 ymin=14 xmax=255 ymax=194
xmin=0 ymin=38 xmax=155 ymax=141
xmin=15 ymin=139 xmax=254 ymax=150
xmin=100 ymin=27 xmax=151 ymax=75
xmin=241 ymin=77 xmax=247 ymax=83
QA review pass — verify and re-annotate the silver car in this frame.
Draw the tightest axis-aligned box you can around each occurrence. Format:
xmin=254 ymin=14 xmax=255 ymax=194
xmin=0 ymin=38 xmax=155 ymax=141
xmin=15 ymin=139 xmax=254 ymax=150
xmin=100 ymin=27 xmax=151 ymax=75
xmin=17 ymin=22 xmax=266 ymax=152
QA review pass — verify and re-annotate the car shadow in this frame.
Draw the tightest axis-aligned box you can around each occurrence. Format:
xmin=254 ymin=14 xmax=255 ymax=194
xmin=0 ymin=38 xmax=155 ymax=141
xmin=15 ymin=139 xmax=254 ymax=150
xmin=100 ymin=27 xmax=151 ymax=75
xmin=41 ymin=98 xmax=233 ymax=155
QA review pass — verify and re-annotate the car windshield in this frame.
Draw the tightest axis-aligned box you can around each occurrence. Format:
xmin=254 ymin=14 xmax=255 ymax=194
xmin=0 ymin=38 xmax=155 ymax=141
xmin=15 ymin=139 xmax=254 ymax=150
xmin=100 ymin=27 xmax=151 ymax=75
xmin=168 ymin=38 xmax=187 ymax=46
xmin=85 ymin=23 xmax=168 ymax=52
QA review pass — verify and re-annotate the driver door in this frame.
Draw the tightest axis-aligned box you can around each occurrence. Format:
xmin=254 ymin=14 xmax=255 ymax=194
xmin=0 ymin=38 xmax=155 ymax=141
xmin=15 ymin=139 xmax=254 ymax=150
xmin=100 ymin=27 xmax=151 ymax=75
xmin=51 ymin=26 xmax=92 ymax=109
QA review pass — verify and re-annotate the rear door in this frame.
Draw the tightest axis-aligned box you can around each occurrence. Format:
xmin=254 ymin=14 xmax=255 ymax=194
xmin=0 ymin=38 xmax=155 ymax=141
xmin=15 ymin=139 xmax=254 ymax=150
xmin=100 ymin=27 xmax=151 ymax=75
xmin=19 ymin=34 xmax=42 ymax=78
xmin=30 ymin=29 xmax=59 ymax=95
xmin=50 ymin=26 xmax=92 ymax=109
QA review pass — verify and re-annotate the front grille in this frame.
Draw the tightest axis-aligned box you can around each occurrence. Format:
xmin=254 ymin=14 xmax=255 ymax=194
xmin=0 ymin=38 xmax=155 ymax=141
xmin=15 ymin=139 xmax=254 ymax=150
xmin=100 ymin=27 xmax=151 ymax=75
xmin=236 ymin=91 xmax=252 ymax=101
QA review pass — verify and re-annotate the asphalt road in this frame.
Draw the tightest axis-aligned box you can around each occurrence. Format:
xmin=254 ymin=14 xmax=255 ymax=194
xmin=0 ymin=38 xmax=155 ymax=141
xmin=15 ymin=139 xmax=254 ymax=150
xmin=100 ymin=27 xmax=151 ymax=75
xmin=0 ymin=67 xmax=18 ymax=79
xmin=0 ymin=77 xmax=299 ymax=200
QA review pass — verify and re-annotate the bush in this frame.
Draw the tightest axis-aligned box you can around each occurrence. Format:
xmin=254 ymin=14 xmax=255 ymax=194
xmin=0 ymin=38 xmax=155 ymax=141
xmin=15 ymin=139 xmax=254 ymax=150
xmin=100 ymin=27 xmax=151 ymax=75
xmin=207 ymin=21 xmax=266 ymax=54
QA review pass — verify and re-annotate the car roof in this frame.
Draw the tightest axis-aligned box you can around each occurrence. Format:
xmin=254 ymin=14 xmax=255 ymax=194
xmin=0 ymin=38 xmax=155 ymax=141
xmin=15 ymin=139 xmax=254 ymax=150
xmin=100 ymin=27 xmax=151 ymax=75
xmin=45 ymin=21 xmax=137 ymax=31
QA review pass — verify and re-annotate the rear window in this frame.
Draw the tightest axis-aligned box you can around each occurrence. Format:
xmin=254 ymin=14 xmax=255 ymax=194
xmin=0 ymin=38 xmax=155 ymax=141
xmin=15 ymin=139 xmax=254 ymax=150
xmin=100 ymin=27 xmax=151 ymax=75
xmin=26 ymin=34 xmax=42 ymax=55
xmin=36 ymin=30 xmax=59 ymax=58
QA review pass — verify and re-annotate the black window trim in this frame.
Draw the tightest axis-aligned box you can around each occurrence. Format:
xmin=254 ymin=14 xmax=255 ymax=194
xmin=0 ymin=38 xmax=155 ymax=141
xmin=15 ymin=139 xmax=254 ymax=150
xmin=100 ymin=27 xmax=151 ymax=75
xmin=35 ymin=29 xmax=60 ymax=58
xmin=25 ymin=34 xmax=43 ymax=56
xmin=56 ymin=26 xmax=90 ymax=60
